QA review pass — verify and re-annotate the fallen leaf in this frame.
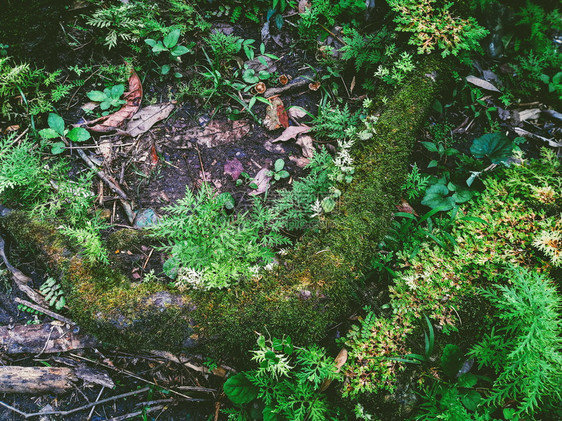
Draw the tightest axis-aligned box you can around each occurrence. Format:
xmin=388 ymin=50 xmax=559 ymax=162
xmin=272 ymin=125 xmax=310 ymax=142
xmin=287 ymin=106 xmax=308 ymax=120
xmin=308 ymin=81 xmax=321 ymax=91
xmin=150 ymin=144 xmax=159 ymax=166
xmin=126 ymin=103 xmax=175 ymax=137
xmin=298 ymin=0 xmax=311 ymax=13
xmin=296 ymin=134 xmax=315 ymax=158
xmin=465 ymin=75 xmax=500 ymax=93
xmin=277 ymin=102 xmax=289 ymax=128
xmin=264 ymin=140 xmax=285 ymax=153
xmin=289 ymin=156 xmax=310 ymax=168
xmin=224 ymin=158 xmax=244 ymax=181
xmin=396 ymin=199 xmax=418 ymax=216
xmin=263 ymin=97 xmax=285 ymax=131
xmin=249 ymin=167 xmax=271 ymax=195
xmin=516 ymin=108 xmax=541 ymax=122
xmin=181 ymin=120 xmax=251 ymax=148
xmin=81 ymin=67 xmax=143 ymax=133
xmin=319 ymin=348 xmax=347 ymax=392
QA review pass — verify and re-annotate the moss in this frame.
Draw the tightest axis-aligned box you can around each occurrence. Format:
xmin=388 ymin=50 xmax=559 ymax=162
xmin=0 ymin=56 xmax=446 ymax=355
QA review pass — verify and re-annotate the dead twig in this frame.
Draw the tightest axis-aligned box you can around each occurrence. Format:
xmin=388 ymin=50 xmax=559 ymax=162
xmin=87 ymin=386 xmax=105 ymax=421
xmin=14 ymin=297 xmax=75 ymax=326
xmin=0 ymin=387 xmax=150 ymax=419
xmin=103 ymin=405 xmax=166 ymax=421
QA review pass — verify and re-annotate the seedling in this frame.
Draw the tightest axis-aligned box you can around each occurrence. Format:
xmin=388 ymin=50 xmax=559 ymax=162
xmin=39 ymin=113 xmax=90 ymax=154
xmin=269 ymin=159 xmax=290 ymax=181
xmin=145 ymin=29 xmax=194 ymax=76
xmin=87 ymin=84 xmax=126 ymax=114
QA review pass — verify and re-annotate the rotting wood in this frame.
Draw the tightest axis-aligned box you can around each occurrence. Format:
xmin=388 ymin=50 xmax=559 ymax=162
xmin=0 ymin=55 xmax=447 ymax=355
xmin=0 ymin=366 xmax=77 ymax=394
xmin=0 ymin=322 xmax=98 ymax=355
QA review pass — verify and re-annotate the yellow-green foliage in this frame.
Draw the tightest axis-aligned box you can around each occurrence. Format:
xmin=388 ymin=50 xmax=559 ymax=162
xmin=344 ymin=149 xmax=562 ymax=396
xmin=0 ymin=56 xmax=443 ymax=355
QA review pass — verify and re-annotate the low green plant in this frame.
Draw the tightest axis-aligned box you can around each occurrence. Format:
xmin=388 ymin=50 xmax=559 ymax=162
xmin=401 ymin=163 xmax=431 ymax=201
xmin=145 ymin=28 xmax=194 ymax=76
xmin=374 ymin=50 xmax=416 ymax=85
xmin=39 ymin=113 xmax=91 ymax=154
xmin=268 ymin=159 xmax=290 ymax=182
xmin=87 ymin=84 xmax=127 ymax=113
xmin=468 ymin=267 xmax=562 ymax=417
xmin=387 ymin=0 xmax=488 ymax=57
xmin=223 ymin=335 xmax=342 ymax=420
xmin=40 ymin=277 xmax=66 ymax=310
xmin=151 ymin=183 xmax=290 ymax=289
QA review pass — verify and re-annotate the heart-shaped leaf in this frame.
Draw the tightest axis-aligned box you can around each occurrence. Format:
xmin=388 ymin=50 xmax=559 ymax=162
xmin=87 ymin=90 xmax=107 ymax=103
xmin=470 ymin=133 xmax=513 ymax=164
xmin=422 ymin=184 xmax=456 ymax=211
xmin=67 ymin=127 xmax=90 ymax=143
xmin=39 ymin=128 xmax=60 ymax=139
xmin=51 ymin=141 xmax=66 ymax=155
xmin=243 ymin=69 xmax=259 ymax=84
xmin=223 ymin=373 xmax=258 ymax=405
xmin=111 ymin=84 xmax=125 ymax=99
xmin=171 ymin=45 xmax=190 ymax=57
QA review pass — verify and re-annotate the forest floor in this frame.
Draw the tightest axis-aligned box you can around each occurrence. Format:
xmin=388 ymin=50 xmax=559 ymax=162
xmin=0 ymin=0 xmax=561 ymax=420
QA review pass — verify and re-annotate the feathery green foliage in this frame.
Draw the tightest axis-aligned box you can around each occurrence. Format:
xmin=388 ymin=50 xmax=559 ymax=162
xmin=469 ymin=267 xmax=562 ymax=417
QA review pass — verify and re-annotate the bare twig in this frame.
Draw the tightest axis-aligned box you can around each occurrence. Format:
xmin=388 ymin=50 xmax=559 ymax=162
xmin=14 ymin=297 xmax=75 ymax=326
xmin=0 ymin=387 xmax=150 ymax=418
xmin=103 ymin=405 xmax=165 ymax=421
xmin=87 ymin=386 xmax=105 ymax=421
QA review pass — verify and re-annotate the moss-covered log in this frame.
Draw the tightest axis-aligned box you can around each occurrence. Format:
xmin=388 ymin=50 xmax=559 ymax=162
xmin=0 ymin=56 xmax=445 ymax=354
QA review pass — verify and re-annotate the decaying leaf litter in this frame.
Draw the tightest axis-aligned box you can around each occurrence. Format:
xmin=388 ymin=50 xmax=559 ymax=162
xmin=0 ymin=0 xmax=561 ymax=420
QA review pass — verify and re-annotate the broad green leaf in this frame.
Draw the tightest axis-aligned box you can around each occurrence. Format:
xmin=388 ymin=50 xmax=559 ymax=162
xmin=470 ymin=132 xmax=513 ymax=164
xmin=110 ymin=84 xmax=125 ymax=99
xmin=274 ymin=159 xmax=284 ymax=172
xmin=51 ymin=141 xmax=66 ymax=155
xmin=321 ymin=197 xmax=336 ymax=213
xmin=171 ymin=45 xmax=190 ymax=57
xmin=87 ymin=90 xmax=107 ymax=102
xmin=161 ymin=64 xmax=171 ymax=75
xmin=48 ymin=113 xmax=65 ymax=135
xmin=421 ymin=141 xmax=438 ymax=152
xmin=219 ymin=192 xmax=235 ymax=210
xmin=452 ymin=188 xmax=473 ymax=204
xmin=259 ymin=70 xmax=271 ymax=80
xmin=223 ymin=373 xmax=258 ymax=405
xmin=144 ymin=39 xmax=157 ymax=47
xmin=67 ymin=127 xmax=90 ymax=143
xmin=151 ymin=42 xmax=168 ymax=53
xmin=39 ymin=128 xmax=60 ymax=139
xmin=243 ymin=69 xmax=259 ymax=84
xmin=100 ymin=100 xmax=112 ymax=111
xmin=461 ymin=390 xmax=481 ymax=411
xmin=277 ymin=170 xmax=289 ymax=179
xmin=163 ymin=29 xmax=181 ymax=49
xmin=440 ymin=344 xmax=464 ymax=378
xmin=163 ymin=257 xmax=179 ymax=279
xmin=421 ymin=184 xmax=456 ymax=211
xmin=458 ymin=373 xmax=478 ymax=388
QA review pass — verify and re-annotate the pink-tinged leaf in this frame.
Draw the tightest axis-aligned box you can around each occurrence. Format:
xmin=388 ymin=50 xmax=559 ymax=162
xmin=224 ymin=158 xmax=245 ymax=181
xmin=249 ymin=168 xmax=271 ymax=195
xmin=296 ymin=134 xmax=315 ymax=158
xmin=272 ymin=125 xmax=310 ymax=143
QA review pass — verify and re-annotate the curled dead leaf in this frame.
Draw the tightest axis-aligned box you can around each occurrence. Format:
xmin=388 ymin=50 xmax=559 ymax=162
xmin=296 ymin=134 xmax=315 ymax=158
xmin=308 ymin=81 xmax=321 ymax=91
xmin=253 ymin=82 xmax=267 ymax=94
xmin=272 ymin=125 xmax=310 ymax=142
xmin=319 ymin=348 xmax=347 ymax=392
xmin=249 ymin=167 xmax=271 ymax=196
xmin=263 ymin=97 xmax=287 ymax=131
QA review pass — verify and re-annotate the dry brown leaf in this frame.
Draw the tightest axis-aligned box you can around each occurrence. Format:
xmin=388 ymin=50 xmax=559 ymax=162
xmin=272 ymin=125 xmax=310 ymax=142
xmin=298 ymin=0 xmax=311 ymax=13
xmin=182 ymin=120 xmax=251 ymax=148
xmin=263 ymin=97 xmax=285 ymax=131
xmin=287 ymin=106 xmax=308 ymax=120
xmin=396 ymin=199 xmax=419 ymax=216
xmin=296 ymin=134 xmax=315 ymax=158
xmin=319 ymin=348 xmax=348 ymax=392
xmin=516 ymin=108 xmax=541 ymax=122
xmin=126 ymin=103 xmax=175 ymax=137
xmin=82 ymin=68 xmax=143 ymax=133
xmin=249 ymin=167 xmax=271 ymax=195
xmin=465 ymin=75 xmax=500 ymax=93
xmin=289 ymin=156 xmax=310 ymax=168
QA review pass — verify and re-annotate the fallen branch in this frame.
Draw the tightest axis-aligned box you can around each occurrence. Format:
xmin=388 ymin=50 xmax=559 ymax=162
xmin=0 ymin=366 xmax=77 ymax=394
xmin=0 ymin=234 xmax=46 ymax=306
xmin=0 ymin=386 xmax=150 ymax=417
xmin=14 ymin=298 xmax=75 ymax=326
xmin=0 ymin=322 xmax=97 ymax=355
